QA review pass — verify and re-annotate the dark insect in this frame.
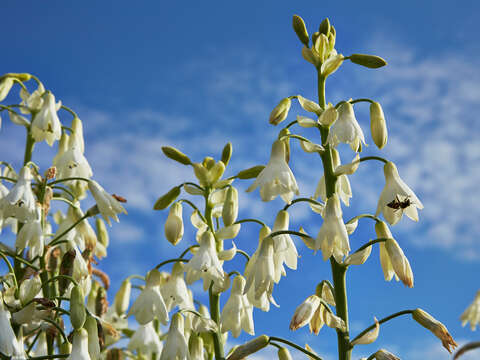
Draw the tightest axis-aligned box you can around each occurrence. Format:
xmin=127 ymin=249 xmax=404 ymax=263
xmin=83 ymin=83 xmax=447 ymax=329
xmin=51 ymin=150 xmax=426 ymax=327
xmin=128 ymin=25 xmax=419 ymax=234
xmin=386 ymin=195 xmax=411 ymax=210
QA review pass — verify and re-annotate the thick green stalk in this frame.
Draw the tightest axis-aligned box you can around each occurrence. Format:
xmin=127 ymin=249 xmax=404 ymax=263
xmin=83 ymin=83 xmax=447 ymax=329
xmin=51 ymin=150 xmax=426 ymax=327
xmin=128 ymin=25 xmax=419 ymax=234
xmin=317 ymin=71 xmax=351 ymax=360
xmin=204 ymin=191 xmax=225 ymax=360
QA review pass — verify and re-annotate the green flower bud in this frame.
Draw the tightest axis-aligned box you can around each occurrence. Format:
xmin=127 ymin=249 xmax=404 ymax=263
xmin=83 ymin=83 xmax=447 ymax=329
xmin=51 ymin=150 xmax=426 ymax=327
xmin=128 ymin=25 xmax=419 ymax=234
xmin=59 ymin=341 xmax=72 ymax=355
xmin=1 ymin=73 xmax=32 ymax=82
xmin=188 ymin=333 xmax=204 ymax=359
xmin=84 ymin=316 xmax=101 ymax=360
xmin=154 ymin=186 xmax=181 ymax=210
xmin=370 ymin=102 xmax=388 ymax=149
xmin=221 ymin=142 xmax=233 ymax=166
xmin=161 ymin=146 xmax=192 ymax=165
xmin=70 ymin=285 xmax=86 ymax=329
xmin=311 ymin=31 xmax=320 ymax=46
xmin=95 ymin=217 xmax=109 ymax=248
xmin=292 ymin=15 xmax=309 ymax=46
xmin=222 ymin=186 xmax=238 ymax=226
xmin=227 ymin=335 xmax=269 ymax=360
xmin=114 ymin=279 xmax=131 ymax=315
xmin=269 ymin=98 xmax=292 ymax=125
xmin=236 ymin=165 xmax=265 ymax=179
xmin=349 ymin=54 xmax=387 ymax=68
xmin=318 ymin=18 xmax=331 ymax=36
xmin=278 ymin=347 xmax=293 ymax=360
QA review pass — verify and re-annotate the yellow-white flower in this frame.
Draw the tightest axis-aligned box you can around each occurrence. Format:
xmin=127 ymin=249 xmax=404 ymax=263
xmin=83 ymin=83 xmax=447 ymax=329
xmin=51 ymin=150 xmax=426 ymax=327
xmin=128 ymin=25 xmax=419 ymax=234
xmin=0 ymin=293 xmax=21 ymax=357
xmin=373 ymin=349 xmax=400 ymax=360
xmin=246 ymin=140 xmax=299 ymax=204
xmin=66 ymin=328 xmax=91 ymax=360
xmin=16 ymin=207 xmax=44 ymax=258
xmin=460 ymin=290 xmax=480 ymax=331
xmin=128 ymin=321 xmax=163 ymax=357
xmin=185 ymin=231 xmax=224 ymax=290
xmin=160 ymin=313 xmax=189 ymax=360
xmin=31 ymin=91 xmax=62 ymax=146
xmin=272 ymin=210 xmax=298 ymax=281
xmin=376 ymin=162 xmax=423 ymax=225
xmin=54 ymin=133 xmax=92 ymax=181
xmin=351 ymin=317 xmax=380 ymax=345
xmin=128 ymin=269 xmax=169 ymax=325
xmin=315 ymin=194 xmax=350 ymax=262
xmin=88 ymin=180 xmax=126 ymax=226
xmin=0 ymin=166 xmax=37 ymax=222
xmin=289 ymin=295 xmax=321 ymax=331
xmin=20 ymin=83 xmax=45 ymax=113
xmin=376 ymin=221 xmax=414 ymax=288
xmin=220 ymin=275 xmax=254 ymax=338
xmin=327 ymin=102 xmax=365 ymax=152
xmin=161 ymin=262 xmax=194 ymax=312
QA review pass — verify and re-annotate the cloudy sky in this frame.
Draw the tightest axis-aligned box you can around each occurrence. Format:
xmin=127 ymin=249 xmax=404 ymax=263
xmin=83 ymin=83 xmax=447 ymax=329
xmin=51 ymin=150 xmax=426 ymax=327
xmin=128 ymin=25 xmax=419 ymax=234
xmin=2 ymin=1 xmax=480 ymax=359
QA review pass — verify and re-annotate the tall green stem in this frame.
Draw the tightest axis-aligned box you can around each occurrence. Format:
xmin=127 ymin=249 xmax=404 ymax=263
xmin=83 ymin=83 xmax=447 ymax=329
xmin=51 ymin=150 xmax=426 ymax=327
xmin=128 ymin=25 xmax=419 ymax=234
xmin=204 ymin=190 xmax=225 ymax=360
xmin=317 ymin=71 xmax=351 ymax=360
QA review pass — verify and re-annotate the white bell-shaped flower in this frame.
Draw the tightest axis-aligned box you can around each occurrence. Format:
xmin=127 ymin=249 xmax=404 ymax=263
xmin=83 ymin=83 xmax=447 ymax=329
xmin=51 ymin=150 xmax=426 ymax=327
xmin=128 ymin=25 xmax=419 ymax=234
xmin=246 ymin=140 xmax=299 ymax=204
xmin=376 ymin=162 xmax=423 ymax=225
xmin=31 ymin=91 xmax=62 ymax=146
xmin=272 ymin=210 xmax=298 ymax=282
xmin=54 ymin=132 xmax=92 ymax=181
xmin=67 ymin=328 xmax=91 ymax=360
xmin=314 ymin=149 xmax=353 ymax=206
xmin=327 ymin=102 xmax=365 ymax=152
xmin=161 ymin=262 xmax=194 ymax=312
xmin=128 ymin=321 xmax=163 ymax=358
xmin=221 ymin=275 xmax=254 ymax=338
xmin=460 ymin=290 xmax=480 ymax=330
xmin=16 ymin=207 xmax=44 ymax=258
xmin=315 ymin=194 xmax=350 ymax=262
xmin=160 ymin=313 xmax=189 ymax=360
xmin=185 ymin=231 xmax=224 ymax=290
xmin=20 ymin=83 xmax=45 ymax=114
xmin=128 ymin=269 xmax=169 ymax=325
xmin=0 ymin=293 xmax=21 ymax=357
xmin=88 ymin=180 xmax=126 ymax=226
xmin=0 ymin=166 xmax=37 ymax=222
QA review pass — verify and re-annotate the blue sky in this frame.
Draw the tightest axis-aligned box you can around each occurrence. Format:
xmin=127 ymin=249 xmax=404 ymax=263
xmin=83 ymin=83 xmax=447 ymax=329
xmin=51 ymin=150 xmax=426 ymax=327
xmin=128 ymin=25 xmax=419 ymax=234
xmin=2 ymin=1 xmax=480 ymax=359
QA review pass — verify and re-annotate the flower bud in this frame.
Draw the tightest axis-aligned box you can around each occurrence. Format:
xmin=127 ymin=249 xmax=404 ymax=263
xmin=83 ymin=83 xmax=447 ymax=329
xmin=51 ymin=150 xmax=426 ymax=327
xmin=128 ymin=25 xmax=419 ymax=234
xmin=297 ymin=95 xmax=322 ymax=114
xmin=193 ymin=163 xmax=209 ymax=186
xmin=0 ymin=77 xmax=14 ymax=101
xmin=162 ymin=146 xmax=192 ymax=165
xmin=207 ymin=161 xmax=225 ymax=185
xmin=373 ymin=349 xmax=400 ymax=360
xmin=114 ymin=279 xmax=131 ymax=315
xmin=292 ymin=15 xmax=309 ymax=46
xmin=412 ymin=308 xmax=458 ymax=353
xmin=221 ymin=142 xmax=233 ymax=166
xmin=236 ymin=165 xmax=265 ymax=179
xmin=70 ymin=285 xmax=86 ymax=329
xmin=154 ymin=185 xmax=181 ymax=210
xmin=269 ymin=98 xmax=292 ymax=125
xmin=344 ymin=245 xmax=372 ymax=266
xmin=319 ymin=18 xmax=331 ymax=35
xmin=226 ymin=335 xmax=269 ymax=360
xmin=59 ymin=341 xmax=72 ymax=355
xmin=385 ymin=238 xmax=414 ymax=288
xmin=370 ymin=102 xmax=388 ymax=149
xmin=165 ymin=202 xmax=184 ymax=245
xmin=315 ymin=282 xmax=335 ymax=306
xmin=349 ymin=54 xmax=387 ymax=68
xmin=278 ymin=347 xmax=293 ymax=360
xmin=314 ymin=34 xmax=329 ymax=62
xmin=96 ymin=286 xmax=108 ymax=317
xmin=318 ymin=103 xmax=338 ymax=127
xmin=290 ymin=295 xmax=321 ymax=330
xmin=302 ymin=46 xmax=321 ymax=67
xmin=222 ymin=186 xmax=238 ymax=226
xmin=351 ymin=317 xmax=379 ymax=345
xmin=189 ymin=333 xmax=204 ymax=360
xmin=59 ymin=249 xmax=76 ymax=295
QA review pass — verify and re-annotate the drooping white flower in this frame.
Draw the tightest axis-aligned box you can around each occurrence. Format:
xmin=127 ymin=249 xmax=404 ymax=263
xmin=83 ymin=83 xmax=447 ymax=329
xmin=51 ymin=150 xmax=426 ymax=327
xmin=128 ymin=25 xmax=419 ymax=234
xmin=246 ymin=140 xmax=299 ymax=204
xmin=0 ymin=166 xmax=37 ymax=222
xmin=412 ymin=308 xmax=457 ymax=353
xmin=128 ymin=321 xmax=163 ymax=358
xmin=373 ymin=349 xmax=400 ymax=360
xmin=460 ymin=290 xmax=480 ymax=330
xmin=185 ymin=231 xmax=224 ymax=290
xmin=161 ymin=262 xmax=194 ymax=312
xmin=289 ymin=295 xmax=321 ymax=331
xmin=31 ymin=91 xmax=62 ymax=146
xmin=327 ymin=102 xmax=366 ymax=152
xmin=376 ymin=221 xmax=413 ymax=288
xmin=160 ymin=313 xmax=189 ymax=360
xmin=54 ymin=132 xmax=92 ymax=181
xmin=221 ymin=275 xmax=254 ymax=338
xmin=19 ymin=83 xmax=45 ymax=114
xmin=272 ymin=210 xmax=298 ymax=282
xmin=66 ymin=328 xmax=91 ymax=360
xmin=315 ymin=194 xmax=350 ymax=262
xmin=128 ymin=269 xmax=169 ymax=325
xmin=314 ymin=149 xmax=353 ymax=206
xmin=351 ymin=317 xmax=380 ymax=345
xmin=0 ymin=293 xmax=21 ymax=357
xmin=16 ymin=207 xmax=44 ymax=258
xmin=31 ymin=332 xmax=48 ymax=357
xmin=376 ymin=162 xmax=423 ymax=225
xmin=88 ymin=180 xmax=126 ymax=226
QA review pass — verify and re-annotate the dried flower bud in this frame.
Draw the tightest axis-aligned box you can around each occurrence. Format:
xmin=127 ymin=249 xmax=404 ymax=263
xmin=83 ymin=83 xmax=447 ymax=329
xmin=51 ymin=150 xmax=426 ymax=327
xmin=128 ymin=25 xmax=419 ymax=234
xmin=59 ymin=249 xmax=76 ymax=295
xmin=412 ymin=308 xmax=458 ymax=353
xmin=106 ymin=348 xmax=123 ymax=360
xmin=95 ymin=286 xmax=108 ymax=317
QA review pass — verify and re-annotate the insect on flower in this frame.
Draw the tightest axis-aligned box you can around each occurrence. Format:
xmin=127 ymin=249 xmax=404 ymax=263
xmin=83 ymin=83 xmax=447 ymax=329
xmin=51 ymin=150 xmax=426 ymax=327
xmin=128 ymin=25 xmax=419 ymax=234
xmin=386 ymin=195 xmax=411 ymax=211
